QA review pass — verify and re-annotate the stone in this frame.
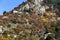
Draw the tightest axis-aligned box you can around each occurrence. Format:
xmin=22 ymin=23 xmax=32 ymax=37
xmin=2 ymin=16 xmax=8 ymax=19
xmin=13 ymin=10 xmax=18 ymax=13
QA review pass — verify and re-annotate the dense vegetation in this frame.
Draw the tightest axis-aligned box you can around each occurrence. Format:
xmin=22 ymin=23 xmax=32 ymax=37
xmin=0 ymin=0 xmax=60 ymax=40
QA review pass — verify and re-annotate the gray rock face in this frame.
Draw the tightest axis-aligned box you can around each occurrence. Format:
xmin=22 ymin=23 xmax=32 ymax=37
xmin=27 ymin=0 xmax=43 ymax=5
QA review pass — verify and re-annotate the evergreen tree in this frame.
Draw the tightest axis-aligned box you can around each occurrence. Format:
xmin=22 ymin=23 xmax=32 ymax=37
xmin=3 ymin=11 xmax=6 ymax=15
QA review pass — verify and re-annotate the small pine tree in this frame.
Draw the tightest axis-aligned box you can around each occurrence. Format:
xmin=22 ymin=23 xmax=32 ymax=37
xmin=3 ymin=11 xmax=6 ymax=15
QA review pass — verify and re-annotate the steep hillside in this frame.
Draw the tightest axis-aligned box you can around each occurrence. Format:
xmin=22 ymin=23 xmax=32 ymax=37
xmin=0 ymin=0 xmax=60 ymax=40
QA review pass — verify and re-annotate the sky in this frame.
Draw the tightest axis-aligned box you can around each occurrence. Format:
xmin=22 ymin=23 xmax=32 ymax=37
xmin=0 ymin=0 xmax=27 ymax=15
